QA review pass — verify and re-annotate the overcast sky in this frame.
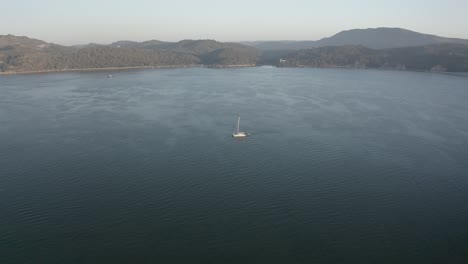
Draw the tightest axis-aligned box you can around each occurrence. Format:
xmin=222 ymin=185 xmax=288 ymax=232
xmin=2 ymin=0 xmax=468 ymax=45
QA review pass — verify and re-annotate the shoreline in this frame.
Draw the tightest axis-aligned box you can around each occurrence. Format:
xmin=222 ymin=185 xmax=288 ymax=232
xmin=0 ymin=64 xmax=466 ymax=77
xmin=0 ymin=64 xmax=256 ymax=75
xmin=277 ymin=65 xmax=468 ymax=77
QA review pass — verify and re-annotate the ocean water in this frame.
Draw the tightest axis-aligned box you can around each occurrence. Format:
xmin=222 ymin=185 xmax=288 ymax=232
xmin=1 ymin=67 xmax=468 ymax=263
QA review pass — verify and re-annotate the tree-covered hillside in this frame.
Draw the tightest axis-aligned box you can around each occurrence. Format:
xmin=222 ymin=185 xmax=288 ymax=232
xmin=0 ymin=36 xmax=258 ymax=73
xmin=277 ymin=43 xmax=468 ymax=72
xmin=244 ymin=28 xmax=468 ymax=50
xmin=1 ymin=34 xmax=468 ymax=73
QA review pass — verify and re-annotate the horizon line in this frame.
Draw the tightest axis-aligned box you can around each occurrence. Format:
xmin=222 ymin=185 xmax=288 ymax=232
xmin=3 ymin=26 xmax=468 ymax=46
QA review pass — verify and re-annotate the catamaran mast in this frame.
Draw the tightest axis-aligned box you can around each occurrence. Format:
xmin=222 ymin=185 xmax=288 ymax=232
xmin=237 ymin=117 xmax=240 ymax=133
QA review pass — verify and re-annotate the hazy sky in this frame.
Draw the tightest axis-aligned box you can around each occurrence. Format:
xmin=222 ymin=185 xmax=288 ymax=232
xmin=2 ymin=0 xmax=468 ymax=45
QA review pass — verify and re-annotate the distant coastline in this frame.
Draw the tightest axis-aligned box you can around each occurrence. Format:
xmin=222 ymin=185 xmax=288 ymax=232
xmin=1 ymin=64 xmax=467 ymax=77
xmin=277 ymin=65 xmax=468 ymax=76
xmin=2 ymin=29 xmax=468 ymax=76
xmin=0 ymin=64 xmax=256 ymax=75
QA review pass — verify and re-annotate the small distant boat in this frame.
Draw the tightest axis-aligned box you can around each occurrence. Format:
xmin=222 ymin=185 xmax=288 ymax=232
xmin=232 ymin=117 xmax=247 ymax=138
xmin=107 ymin=74 xmax=113 ymax=78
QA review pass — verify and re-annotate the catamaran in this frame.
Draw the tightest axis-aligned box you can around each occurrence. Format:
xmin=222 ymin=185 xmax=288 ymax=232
xmin=232 ymin=117 xmax=247 ymax=138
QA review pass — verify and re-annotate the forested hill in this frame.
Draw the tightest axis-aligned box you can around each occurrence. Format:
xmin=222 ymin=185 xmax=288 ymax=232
xmin=0 ymin=35 xmax=258 ymax=73
xmin=1 ymin=33 xmax=468 ymax=74
xmin=277 ymin=43 xmax=468 ymax=72
xmin=244 ymin=28 xmax=468 ymax=50
xmin=110 ymin=39 xmax=254 ymax=55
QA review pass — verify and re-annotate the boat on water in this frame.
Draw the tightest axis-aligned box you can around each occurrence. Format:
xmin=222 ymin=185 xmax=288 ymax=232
xmin=107 ymin=74 xmax=113 ymax=78
xmin=232 ymin=117 xmax=247 ymax=138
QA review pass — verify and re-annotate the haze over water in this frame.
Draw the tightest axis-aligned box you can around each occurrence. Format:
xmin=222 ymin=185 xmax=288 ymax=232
xmin=1 ymin=67 xmax=468 ymax=263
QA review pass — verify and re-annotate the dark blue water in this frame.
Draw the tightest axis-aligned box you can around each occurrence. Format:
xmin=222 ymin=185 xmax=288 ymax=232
xmin=1 ymin=67 xmax=468 ymax=263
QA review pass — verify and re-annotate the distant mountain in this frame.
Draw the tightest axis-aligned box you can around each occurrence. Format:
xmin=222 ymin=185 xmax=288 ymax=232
xmin=242 ymin=40 xmax=316 ymax=51
xmin=0 ymin=34 xmax=47 ymax=48
xmin=0 ymin=34 xmax=74 ymax=55
xmin=245 ymin=28 xmax=468 ymax=50
xmin=0 ymin=36 xmax=258 ymax=73
xmin=110 ymin=40 xmax=169 ymax=50
xmin=110 ymin=39 xmax=257 ymax=57
xmin=315 ymin=28 xmax=468 ymax=49
xmin=278 ymin=43 xmax=468 ymax=72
